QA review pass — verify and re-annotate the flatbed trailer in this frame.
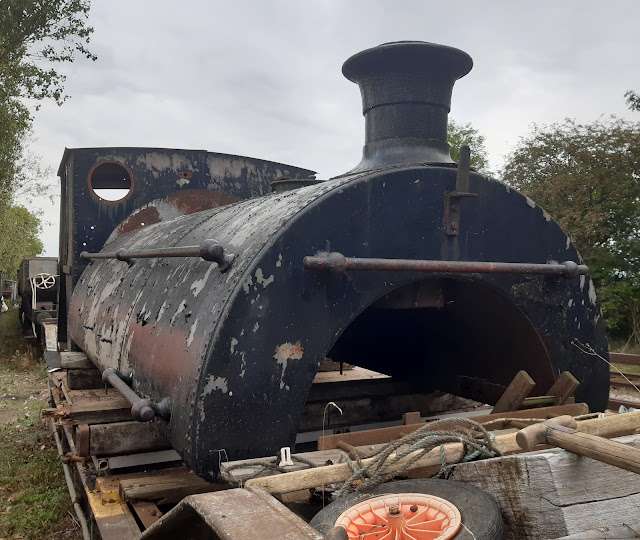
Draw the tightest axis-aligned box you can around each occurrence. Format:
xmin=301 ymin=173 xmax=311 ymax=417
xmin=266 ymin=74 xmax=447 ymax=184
xmin=46 ymin=351 xmax=640 ymax=539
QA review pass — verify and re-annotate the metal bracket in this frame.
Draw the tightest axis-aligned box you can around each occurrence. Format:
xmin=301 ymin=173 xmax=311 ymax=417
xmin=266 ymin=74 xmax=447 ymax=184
xmin=444 ymin=145 xmax=478 ymax=236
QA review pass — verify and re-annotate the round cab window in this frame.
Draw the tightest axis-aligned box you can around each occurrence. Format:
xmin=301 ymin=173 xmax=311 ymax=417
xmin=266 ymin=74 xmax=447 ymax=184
xmin=89 ymin=162 xmax=133 ymax=202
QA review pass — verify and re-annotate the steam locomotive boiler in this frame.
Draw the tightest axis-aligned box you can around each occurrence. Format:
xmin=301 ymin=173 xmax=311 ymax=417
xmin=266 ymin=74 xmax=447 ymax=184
xmin=63 ymin=41 xmax=609 ymax=482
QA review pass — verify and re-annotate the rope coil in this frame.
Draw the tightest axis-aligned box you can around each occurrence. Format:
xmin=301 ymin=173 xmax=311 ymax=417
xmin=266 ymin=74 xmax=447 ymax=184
xmin=336 ymin=417 xmax=500 ymax=497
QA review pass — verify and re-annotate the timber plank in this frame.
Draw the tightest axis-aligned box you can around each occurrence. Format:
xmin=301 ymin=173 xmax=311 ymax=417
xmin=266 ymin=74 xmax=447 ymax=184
xmin=300 ymin=391 xmax=481 ymax=432
xmin=43 ymin=398 xmax=132 ymax=424
xmin=86 ymin=421 xmax=171 ymax=457
xmin=67 ymin=368 xmax=103 ymax=390
xmin=119 ymin=467 xmax=222 ymax=504
xmin=317 ymin=402 xmax=589 ymax=450
xmin=448 ymin=433 xmax=640 ymax=540
xmin=60 ymin=351 xmax=94 ymax=369
xmin=547 ymin=371 xmax=580 ymax=404
xmin=131 ymin=501 xmax=163 ymax=529
xmin=610 ymin=352 xmax=640 ymax=366
xmin=491 ymin=370 xmax=536 ymax=413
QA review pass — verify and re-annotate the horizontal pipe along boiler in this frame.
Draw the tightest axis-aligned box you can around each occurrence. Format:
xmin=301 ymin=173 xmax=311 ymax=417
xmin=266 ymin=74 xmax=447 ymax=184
xmin=67 ymin=41 xmax=609 ymax=481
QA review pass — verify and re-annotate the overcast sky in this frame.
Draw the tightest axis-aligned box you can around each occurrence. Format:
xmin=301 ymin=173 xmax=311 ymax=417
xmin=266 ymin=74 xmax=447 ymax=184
xmin=25 ymin=0 xmax=640 ymax=256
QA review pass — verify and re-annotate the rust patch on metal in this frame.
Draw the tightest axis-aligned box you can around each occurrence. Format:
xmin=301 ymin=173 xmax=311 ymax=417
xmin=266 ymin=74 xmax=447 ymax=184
xmin=116 ymin=206 xmax=161 ymax=235
xmin=166 ymin=190 xmax=241 ymax=215
xmin=274 ymin=341 xmax=304 ymax=360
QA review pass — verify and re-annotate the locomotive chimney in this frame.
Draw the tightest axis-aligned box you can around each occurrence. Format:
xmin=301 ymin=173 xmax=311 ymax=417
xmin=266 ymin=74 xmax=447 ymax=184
xmin=342 ymin=41 xmax=473 ymax=174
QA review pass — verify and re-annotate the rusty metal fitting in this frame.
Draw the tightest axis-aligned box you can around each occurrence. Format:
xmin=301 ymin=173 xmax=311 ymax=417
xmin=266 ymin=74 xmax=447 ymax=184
xmin=387 ymin=504 xmax=402 ymax=516
xmin=102 ymin=368 xmax=171 ymax=422
xmin=199 ymin=239 xmax=235 ymax=271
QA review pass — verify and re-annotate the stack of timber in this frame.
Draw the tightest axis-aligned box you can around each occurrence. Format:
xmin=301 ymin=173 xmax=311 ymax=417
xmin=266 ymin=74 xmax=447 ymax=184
xmin=45 ymin=356 xmax=640 ymax=540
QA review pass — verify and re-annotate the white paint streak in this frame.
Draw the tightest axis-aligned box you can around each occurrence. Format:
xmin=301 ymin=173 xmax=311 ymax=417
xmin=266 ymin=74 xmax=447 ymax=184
xmin=243 ymin=275 xmax=253 ymax=294
xmin=190 ymin=264 xmax=213 ymax=297
xmin=588 ymin=280 xmax=598 ymax=305
xmin=187 ymin=318 xmax=198 ymax=347
xmin=170 ymin=300 xmax=187 ymax=325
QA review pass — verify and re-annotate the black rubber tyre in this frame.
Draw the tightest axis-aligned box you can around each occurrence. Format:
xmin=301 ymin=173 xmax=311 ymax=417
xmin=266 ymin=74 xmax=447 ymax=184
xmin=310 ymin=479 xmax=503 ymax=540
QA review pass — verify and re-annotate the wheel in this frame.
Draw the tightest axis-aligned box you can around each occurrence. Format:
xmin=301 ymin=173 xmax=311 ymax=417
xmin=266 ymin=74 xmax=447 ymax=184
xmin=310 ymin=479 xmax=503 ymax=540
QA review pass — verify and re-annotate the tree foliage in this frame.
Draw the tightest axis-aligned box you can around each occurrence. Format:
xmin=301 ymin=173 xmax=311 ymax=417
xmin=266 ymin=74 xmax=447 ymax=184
xmin=0 ymin=0 xmax=95 ymax=271
xmin=448 ymin=119 xmax=490 ymax=174
xmin=503 ymin=117 xmax=640 ymax=345
xmin=0 ymin=205 xmax=43 ymax=278
xmin=626 ymin=91 xmax=640 ymax=112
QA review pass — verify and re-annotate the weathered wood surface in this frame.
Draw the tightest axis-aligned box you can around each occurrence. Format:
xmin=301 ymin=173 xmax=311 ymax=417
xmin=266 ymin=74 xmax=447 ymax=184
xmin=610 ymin=352 xmax=640 ymax=366
xmin=547 ymin=371 xmax=580 ymax=404
xmin=60 ymin=351 xmax=94 ymax=369
xmin=555 ymin=523 xmax=640 ymax=539
xmin=317 ymin=402 xmax=589 ymax=450
xmin=77 ymin=421 xmax=171 ymax=457
xmin=300 ymin=390 xmax=481 ymax=431
xmin=448 ymin=432 xmax=640 ymax=540
xmin=119 ymin=467 xmax=223 ymax=504
xmin=43 ymin=397 xmax=132 ymax=424
xmin=67 ymin=368 xmax=103 ymax=390
xmin=130 ymin=501 xmax=163 ymax=529
xmin=492 ymin=370 xmax=536 ymax=413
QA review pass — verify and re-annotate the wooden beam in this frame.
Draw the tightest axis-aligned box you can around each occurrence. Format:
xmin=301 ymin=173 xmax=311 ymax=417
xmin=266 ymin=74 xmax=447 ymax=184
xmin=67 ymin=368 xmax=104 ymax=390
xmin=491 ymin=370 xmax=536 ymax=413
xmin=43 ymin=398 xmax=132 ymax=424
xmin=317 ymin=402 xmax=589 ymax=450
xmin=449 ymin=432 xmax=640 ymax=539
xmin=608 ymin=397 xmax=640 ymax=410
xmin=610 ymin=352 xmax=640 ymax=366
xmin=60 ymin=351 xmax=94 ymax=369
xmin=547 ymin=371 xmax=580 ymax=404
xmin=131 ymin=501 xmax=163 ymax=530
xmin=74 ymin=421 xmax=171 ymax=457
xmin=299 ymin=391 xmax=481 ymax=432
xmin=119 ymin=467 xmax=224 ymax=505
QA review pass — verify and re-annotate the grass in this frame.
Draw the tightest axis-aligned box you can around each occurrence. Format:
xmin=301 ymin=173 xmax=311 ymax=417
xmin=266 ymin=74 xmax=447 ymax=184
xmin=0 ymin=304 xmax=81 ymax=540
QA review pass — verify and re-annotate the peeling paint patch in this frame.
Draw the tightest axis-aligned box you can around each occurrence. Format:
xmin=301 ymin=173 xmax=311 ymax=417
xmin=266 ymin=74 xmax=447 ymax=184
xmin=190 ymin=264 xmax=213 ymax=297
xmin=243 ymin=275 xmax=253 ymax=294
xmin=230 ymin=337 xmax=238 ymax=354
xmin=541 ymin=209 xmax=551 ymax=222
xmin=253 ymin=322 xmax=259 ymax=333
xmin=568 ymin=299 xmax=573 ymax=307
xmin=202 ymin=375 xmax=228 ymax=396
xmin=588 ymin=280 xmax=598 ymax=305
xmin=255 ymin=268 xmax=274 ymax=288
xmin=176 ymin=177 xmax=190 ymax=187
xmin=579 ymin=275 xmax=586 ymax=291
xmin=276 ymin=254 xmax=283 ymax=268
xmin=273 ymin=341 xmax=303 ymax=390
xmin=525 ymin=196 xmax=536 ymax=209
xmin=566 ymin=237 xmax=571 ymax=250
xmin=187 ymin=319 xmax=198 ymax=347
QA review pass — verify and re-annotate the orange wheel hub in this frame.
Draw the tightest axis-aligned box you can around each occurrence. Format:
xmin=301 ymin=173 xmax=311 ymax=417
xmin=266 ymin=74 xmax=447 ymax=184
xmin=335 ymin=493 xmax=462 ymax=540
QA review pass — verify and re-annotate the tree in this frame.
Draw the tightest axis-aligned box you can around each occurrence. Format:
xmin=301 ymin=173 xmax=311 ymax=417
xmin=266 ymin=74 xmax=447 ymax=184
xmin=448 ymin=119 xmax=490 ymax=174
xmin=502 ymin=117 xmax=640 ymax=345
xmin=0 ymin=205 xmax=43 ymax=279
xmin=626 ymin=91 xmax=640 ymax=112
xmin=0 ymin=1 xmax=95 ymax=263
